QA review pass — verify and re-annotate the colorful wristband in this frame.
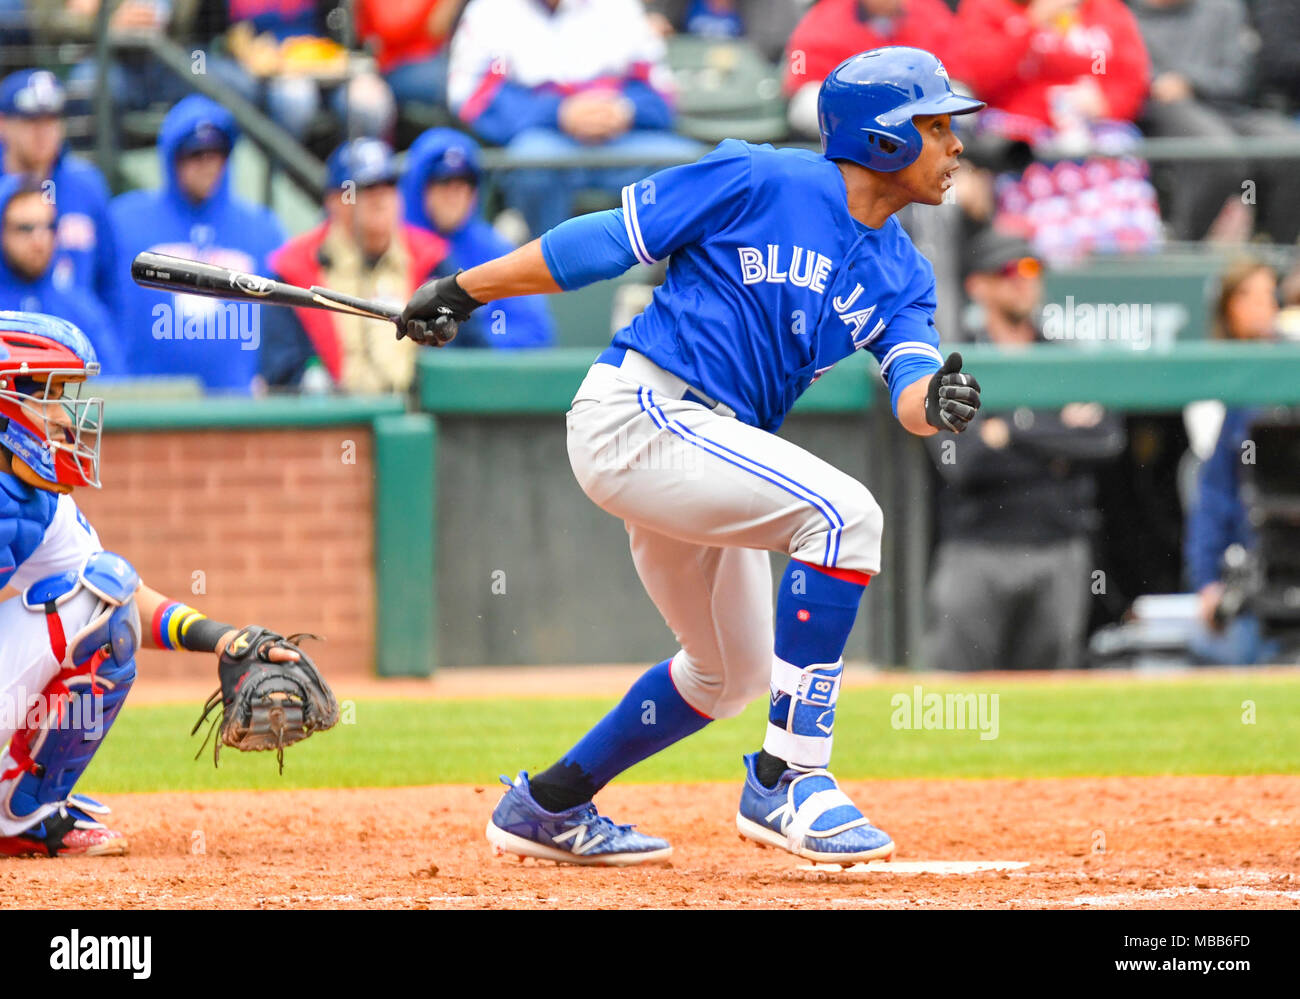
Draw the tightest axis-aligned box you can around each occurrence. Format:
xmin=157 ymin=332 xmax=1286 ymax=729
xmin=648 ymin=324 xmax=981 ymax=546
xmin=151 ymin=602 xmax=233 ymax=653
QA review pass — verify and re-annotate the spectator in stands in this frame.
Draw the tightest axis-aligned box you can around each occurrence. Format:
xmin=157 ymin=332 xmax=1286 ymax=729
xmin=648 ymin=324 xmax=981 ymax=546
xmin=923 ymin=230 xmax=1125 ymax=670
xmin=1254 ymin=0 xmax=1300 ymax=113
xmin=401 ymin=128 xmax=554 ymax=348
xmin=109 ymin=95 xmax=285 ymax=393
xmin=448 ymin=0 xmax=701 ymax=235
xmin=644 ymin=0 xmax=801 ymax=63
xmin=0 ymin=173 xmax=123 ymax=373
xmin=782 ymin=0 xmax=969 ymax=139
xmin=0 ymin=69 xmax=115 ymax=311
xmin=259 ymin=138 xmax=454 ymax=393
xmin=957 ymin=0 xmax=1150 ymax=150
xmin=46 ymin=0 xmax=255 ymax=149
xmin=1277 ymin=257 xmax=1300 ymax=341
xmin=212 ymin=0 xmax=395 ymax=143
xmin=1132 ymin=0 xmax=1300 ymax=245
xmin=0 ymin=0 xmax=32 ymax=47
xmin=355 ymin=0 xmax=465 ymax=110
xmin=1185 ymin=257 xmax=1280 ymax=463
xmin=1185 ymin=258 xmax=1283 ymax=664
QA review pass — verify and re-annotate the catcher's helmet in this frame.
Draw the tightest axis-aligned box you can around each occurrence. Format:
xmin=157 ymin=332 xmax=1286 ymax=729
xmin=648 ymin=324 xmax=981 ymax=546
xmin=0 ymin=311 xmax=102 ymax=491
xmin=818 ymin=46 xmax=985 ymax=173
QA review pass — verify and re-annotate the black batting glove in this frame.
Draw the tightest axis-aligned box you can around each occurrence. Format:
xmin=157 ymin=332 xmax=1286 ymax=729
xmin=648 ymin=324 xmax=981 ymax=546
xmin=398 ymin=270 xmax=484 ymax=346
xmin=924 ymin=351 xmax=981 ymax=433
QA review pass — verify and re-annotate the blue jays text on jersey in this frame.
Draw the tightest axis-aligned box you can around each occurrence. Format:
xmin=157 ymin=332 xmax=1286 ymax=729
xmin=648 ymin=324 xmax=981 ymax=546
xmin=541 ymin=138 xmax=943 ymax=433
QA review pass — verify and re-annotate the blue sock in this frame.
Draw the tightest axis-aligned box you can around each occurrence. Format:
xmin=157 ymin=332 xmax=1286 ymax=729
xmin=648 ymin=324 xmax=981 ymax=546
xmin=528 ymin=659 xmax=710 ymax=812
xmin=775 ymin=561 xmax=866 ymax=667
xmin=761 ymin=561 xmax=867 ymax=774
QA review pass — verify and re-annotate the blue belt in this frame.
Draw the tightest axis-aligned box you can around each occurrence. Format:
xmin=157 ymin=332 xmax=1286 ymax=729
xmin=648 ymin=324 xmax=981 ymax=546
xmin=595 ymin=346 xmax=720 ymax=409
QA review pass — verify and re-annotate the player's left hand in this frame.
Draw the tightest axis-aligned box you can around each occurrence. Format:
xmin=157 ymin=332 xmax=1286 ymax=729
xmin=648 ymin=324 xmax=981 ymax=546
xmin=924 ymin=352 xmax=981 ymax=433
xmin=192 ymin=626 xmax=340 ymax=773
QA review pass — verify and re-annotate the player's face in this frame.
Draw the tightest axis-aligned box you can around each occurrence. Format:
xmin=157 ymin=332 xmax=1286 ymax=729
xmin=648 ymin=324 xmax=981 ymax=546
xmin=30 ymin=379 xmax=74 ymax=434
xmin=2 ymin=192 xmax=57 ymax=280
xmin=20 ymin=374 xmax=101 ymax=488
xmin=894 ymin=114 xmax=964 ymax=206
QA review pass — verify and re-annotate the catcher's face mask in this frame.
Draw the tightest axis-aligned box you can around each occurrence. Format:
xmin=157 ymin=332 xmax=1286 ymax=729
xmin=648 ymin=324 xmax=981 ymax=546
xmin=0 ymin=371 xmax=103 ymax=490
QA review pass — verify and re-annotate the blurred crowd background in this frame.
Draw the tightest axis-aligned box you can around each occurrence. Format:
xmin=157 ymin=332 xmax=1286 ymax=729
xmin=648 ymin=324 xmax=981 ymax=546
xmin=1 ymin=0 xmax=1298 ymax=671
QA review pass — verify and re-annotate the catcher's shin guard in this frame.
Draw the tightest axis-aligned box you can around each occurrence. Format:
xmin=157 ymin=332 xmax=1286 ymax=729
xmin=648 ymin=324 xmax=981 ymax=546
xmin=763 ymin=657 xmax=842 ymax=769
xmin=0 ymin=552 xmax=139 ymax=826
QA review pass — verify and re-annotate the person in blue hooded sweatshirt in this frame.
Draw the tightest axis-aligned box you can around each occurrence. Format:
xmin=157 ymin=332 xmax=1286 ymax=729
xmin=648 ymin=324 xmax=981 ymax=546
xmin=109 ymin=95 xmax=286 ymax=393
xmin=0 ymin=174 xmax=124 ymax=376
xmin=401 ymin=129 xmax=554 ymax=349
xmin=0 ymin=70 xmax=117 ymax=312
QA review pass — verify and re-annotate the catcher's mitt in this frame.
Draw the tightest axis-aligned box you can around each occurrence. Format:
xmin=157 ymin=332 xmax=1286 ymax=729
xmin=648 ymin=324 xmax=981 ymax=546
xmin=191 ymin=626 xmax=339 ymax=773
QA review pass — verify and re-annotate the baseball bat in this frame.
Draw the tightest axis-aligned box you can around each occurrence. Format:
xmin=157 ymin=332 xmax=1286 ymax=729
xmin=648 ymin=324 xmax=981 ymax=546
xmin=130 ymin=252 xmax=403 ymax=325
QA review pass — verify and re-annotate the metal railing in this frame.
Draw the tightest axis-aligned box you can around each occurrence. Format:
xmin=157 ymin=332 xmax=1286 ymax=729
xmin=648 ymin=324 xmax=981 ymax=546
xmin=96 ymin=33 xmax=327 ymax=198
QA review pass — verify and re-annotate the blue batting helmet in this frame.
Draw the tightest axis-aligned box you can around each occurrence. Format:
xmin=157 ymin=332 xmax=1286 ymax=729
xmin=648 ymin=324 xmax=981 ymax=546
xmin=818 ymin=47 xmax=985 ymax=173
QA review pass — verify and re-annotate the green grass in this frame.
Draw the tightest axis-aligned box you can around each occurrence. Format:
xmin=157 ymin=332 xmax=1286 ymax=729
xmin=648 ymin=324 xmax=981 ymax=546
xmin=81 ymin=673 xmax=1300 ymax=793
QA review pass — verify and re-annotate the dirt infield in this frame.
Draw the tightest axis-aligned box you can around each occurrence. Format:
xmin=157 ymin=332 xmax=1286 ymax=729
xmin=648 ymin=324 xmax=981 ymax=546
xmin=5 ymin=776 xmax=1298 ymax=909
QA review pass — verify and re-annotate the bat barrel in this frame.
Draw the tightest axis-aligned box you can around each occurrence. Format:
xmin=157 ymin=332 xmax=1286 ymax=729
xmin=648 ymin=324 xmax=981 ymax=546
xmin=131 ymin=252 xmax=400 ymax=326
xmin=130 ymin=252 xmax=314 ymax=309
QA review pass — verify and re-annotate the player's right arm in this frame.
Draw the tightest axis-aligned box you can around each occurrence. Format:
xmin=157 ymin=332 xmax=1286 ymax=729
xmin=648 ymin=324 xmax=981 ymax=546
xmin=400 ymin=140 xmax=753 ymax=344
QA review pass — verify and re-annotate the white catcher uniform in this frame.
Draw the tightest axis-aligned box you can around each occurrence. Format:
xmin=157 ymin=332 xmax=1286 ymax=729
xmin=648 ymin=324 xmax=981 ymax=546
xmin=0 ymin=492 xmax=112 ymax=835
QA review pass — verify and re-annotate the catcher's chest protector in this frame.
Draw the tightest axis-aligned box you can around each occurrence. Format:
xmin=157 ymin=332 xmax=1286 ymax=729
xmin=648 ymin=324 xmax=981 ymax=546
xmin=0 ymin=471 xmax=59 ymax=590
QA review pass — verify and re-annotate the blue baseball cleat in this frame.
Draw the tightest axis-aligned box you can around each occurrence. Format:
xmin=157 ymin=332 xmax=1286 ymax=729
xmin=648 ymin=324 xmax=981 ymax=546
xmin=485 ymin=772 xmax=673 ymax=867
xmin=736 ymin=752 xmax=895 ymax=865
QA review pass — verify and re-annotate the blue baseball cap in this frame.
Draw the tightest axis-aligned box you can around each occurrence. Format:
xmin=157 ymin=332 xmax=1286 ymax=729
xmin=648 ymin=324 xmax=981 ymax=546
xmin=326 ymin=138 xmax=399 ymax=192
xmin=175 ymin=119 xmax=232 ymax=159
xmin=0 ymin=69 xmax=66 ymax=118
xmin=418 ymin=129 xmax=481 ymax=185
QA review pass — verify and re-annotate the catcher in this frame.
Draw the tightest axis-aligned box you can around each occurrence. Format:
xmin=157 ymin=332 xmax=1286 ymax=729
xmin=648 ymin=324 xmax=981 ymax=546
xmin=0 ymin=312 xmax=338 ymax=858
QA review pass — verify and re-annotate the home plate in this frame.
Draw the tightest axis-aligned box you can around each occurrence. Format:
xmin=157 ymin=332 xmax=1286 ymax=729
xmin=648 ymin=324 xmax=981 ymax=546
xmin=798 ymin=860 xmax=1029 ymax=875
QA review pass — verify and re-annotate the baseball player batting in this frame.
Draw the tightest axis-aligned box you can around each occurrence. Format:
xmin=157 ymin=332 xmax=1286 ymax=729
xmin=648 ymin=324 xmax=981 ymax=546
xmin=402 ymin=46 xmax=985 ymax=866
xmin=0 ymin=313 xmax=337 ymax=857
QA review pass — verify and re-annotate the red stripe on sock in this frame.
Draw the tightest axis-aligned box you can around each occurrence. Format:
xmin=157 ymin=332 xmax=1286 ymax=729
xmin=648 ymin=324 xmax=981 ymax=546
xmin=796 ymin=559 xmax=873 ymax=587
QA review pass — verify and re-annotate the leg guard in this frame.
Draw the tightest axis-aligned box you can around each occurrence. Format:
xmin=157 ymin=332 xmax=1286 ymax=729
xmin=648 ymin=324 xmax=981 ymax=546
xmin=0 ymin=552 xmax=139 ymax=824
xmin=763 ymin=656 xmax=842 ymax=769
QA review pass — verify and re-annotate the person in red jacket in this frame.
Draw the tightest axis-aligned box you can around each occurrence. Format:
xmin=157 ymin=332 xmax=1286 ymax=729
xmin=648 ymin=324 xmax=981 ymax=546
xmin=354 ymin=0 xmax=465 ymax=108
xmin=259 ymin=139 xmax=452 ymax=394
xmin=956 ymin=0 xmax=1150 ymax=148
xmin=783 ymin=0 xmax=970 ymax=137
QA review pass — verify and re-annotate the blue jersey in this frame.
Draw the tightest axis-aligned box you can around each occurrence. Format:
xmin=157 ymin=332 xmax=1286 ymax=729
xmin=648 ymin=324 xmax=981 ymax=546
xmin=541 ymin=139 xmax=943 ymax=433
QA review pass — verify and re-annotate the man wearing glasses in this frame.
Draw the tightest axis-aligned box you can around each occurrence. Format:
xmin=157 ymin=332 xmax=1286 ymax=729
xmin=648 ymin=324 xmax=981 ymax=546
xmin=0 ymin=70 xmax=116 ymax=313
xmin=0 ymin=174 xmax=122 ymax=375
xmin=922 ymin=229 xmax=1125 ymax=671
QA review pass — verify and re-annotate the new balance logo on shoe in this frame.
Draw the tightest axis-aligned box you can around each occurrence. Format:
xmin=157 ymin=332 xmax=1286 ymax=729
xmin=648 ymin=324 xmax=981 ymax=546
xmin=764 ymin=803 xmax=793 ymax=833
xmin=552 ymin=823 xmax=606 ymax=856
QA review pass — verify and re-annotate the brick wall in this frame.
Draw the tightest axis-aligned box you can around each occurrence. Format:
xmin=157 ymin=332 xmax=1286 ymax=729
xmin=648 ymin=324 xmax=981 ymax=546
xmin=76 ymin=427 xmax=376 ymax=679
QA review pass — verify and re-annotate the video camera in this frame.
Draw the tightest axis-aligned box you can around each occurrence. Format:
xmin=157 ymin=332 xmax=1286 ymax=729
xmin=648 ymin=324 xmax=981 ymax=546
xmin=1216 ymin=407 xmax=1300 ymax=660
